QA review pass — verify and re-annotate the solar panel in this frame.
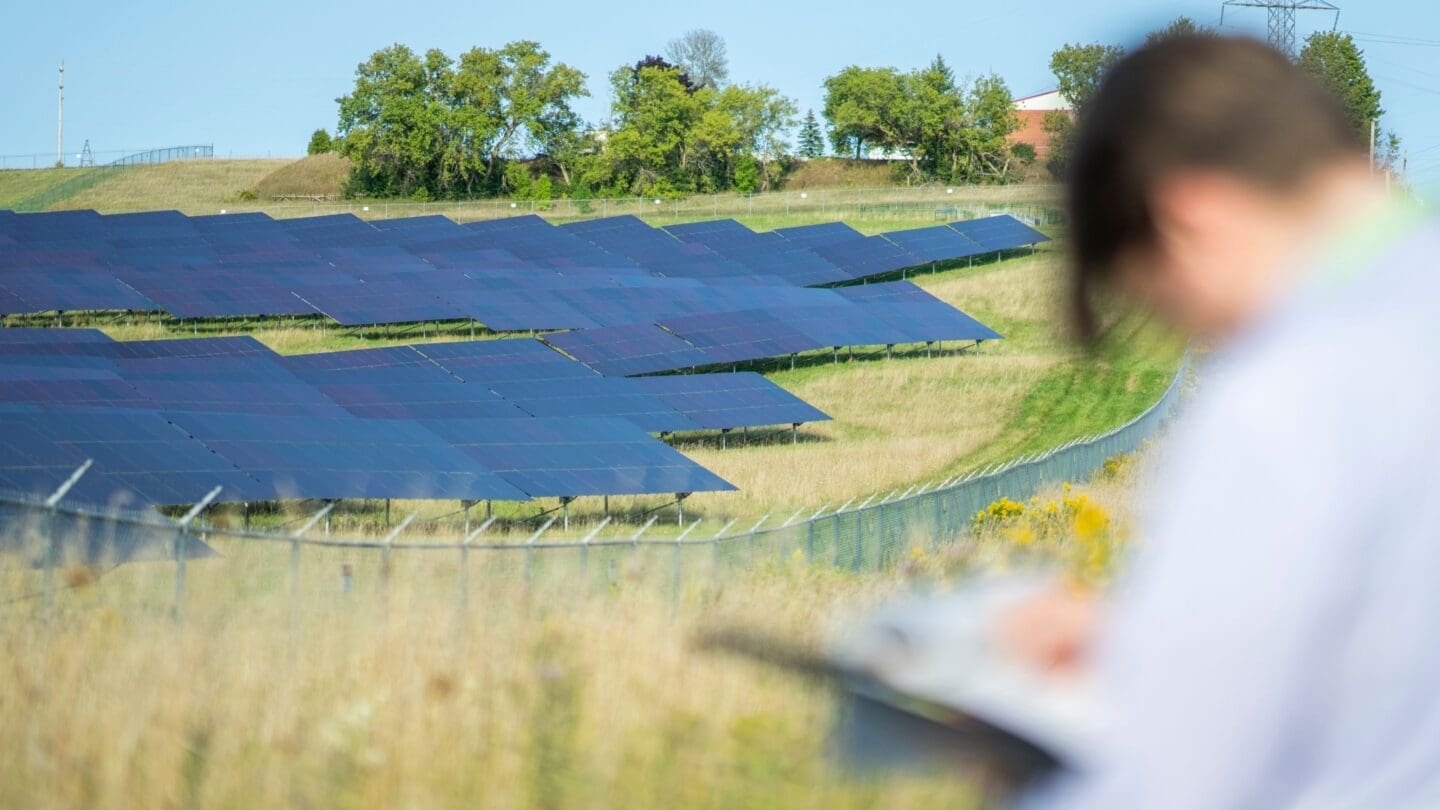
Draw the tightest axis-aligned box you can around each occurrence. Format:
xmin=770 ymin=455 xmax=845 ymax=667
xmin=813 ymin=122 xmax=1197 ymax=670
xmin=422 ymin=417 xmax=735 ymax=497
xmin=658 ymin=310 xmax=822 ymax=364
xmin=947 ymin=214 xmax=1050 ymax=252
xmin=880 ymin=225 xmax=986 ymax=263
xmin=413 ymin=339 xmax=596 ymax=383
xmin=630 ymin=372 xmax=830 ymax=429
xmin=544 ymin=324 xmax=712 ymax=376
xmin=810 ymin=236 xmax=922 ymax=280
xmin=165 ymin=411 xmax=529 ymax=502
xmin=772 ymin=221 xmax=865 ymax=248
xmin=312 ymin=382 xmax=529 ymax=420
xmin=487 ymin=378 xmax=699 ymax=433
xmin=0 ymin=408 xmax=270 ymax=506
xmin=0 ymin=327 xmax=113 ymax=344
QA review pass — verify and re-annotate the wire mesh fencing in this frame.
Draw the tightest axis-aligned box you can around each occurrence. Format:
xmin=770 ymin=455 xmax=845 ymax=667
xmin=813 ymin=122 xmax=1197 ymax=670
xmin=9 ymin=145 xmax=215 ymax=213
xmin=130 ymin=183 xmax=1063 ymax=226
xmin=0 ymin=357 xmax=1187 ymax=621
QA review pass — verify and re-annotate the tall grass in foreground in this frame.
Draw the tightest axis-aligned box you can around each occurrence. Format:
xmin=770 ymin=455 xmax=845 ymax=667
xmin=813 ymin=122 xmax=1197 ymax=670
xmin=0 ymin=461 xmax=1143 ymax=810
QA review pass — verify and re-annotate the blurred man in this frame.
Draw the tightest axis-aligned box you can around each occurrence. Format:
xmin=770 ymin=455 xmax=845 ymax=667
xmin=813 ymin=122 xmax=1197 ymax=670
xmin=1009 ymin=35 xmax=1440 ymax=808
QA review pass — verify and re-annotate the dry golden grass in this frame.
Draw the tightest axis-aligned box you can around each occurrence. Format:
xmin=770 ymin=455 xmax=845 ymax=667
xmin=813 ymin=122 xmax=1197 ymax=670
xmin=1 ymin=549 xmax=986 ymax=810
xmin=0 ymin=446 xmax=1152 ymax=809
xmin=249 ymin=153 xmax=352 ymax=200
xmin=52 ymin=159 xmax=291 ymax=213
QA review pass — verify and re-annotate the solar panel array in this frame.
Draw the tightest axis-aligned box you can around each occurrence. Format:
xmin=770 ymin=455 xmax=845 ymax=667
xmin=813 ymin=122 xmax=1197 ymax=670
xmin=0 ymin=210 xmax=1044 ymax=339
xmin=0 ymin=209 xmax=1047 ymax=512
xmin=0 ymin=330 xmax=850 ymax=509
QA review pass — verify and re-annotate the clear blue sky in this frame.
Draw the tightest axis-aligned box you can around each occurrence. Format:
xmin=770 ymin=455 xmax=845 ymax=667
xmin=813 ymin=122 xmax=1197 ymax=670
xmin=2 ymin=0 xmax=1437 ymax=186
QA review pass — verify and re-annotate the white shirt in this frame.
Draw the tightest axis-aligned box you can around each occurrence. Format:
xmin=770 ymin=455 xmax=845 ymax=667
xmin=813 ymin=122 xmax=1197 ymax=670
xmin=1047 ymin=219 xmax=1440 ymax=809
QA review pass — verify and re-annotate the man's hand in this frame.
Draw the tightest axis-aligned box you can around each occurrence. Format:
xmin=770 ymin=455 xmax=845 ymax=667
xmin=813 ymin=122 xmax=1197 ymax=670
xmin=992 ymin=581 xmax=1102 ymax=681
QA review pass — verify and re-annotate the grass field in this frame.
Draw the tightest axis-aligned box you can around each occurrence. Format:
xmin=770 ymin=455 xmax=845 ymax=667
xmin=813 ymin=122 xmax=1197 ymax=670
xmin=0 ymin=167 xmax=89 ymax=209
xmin=8 ymin=157 xmax=1058 ymax=227
xmin=0 ymin=455 xmax=1146 ymax=810
xmin=50 ymin=159 xmax=290 ymax=213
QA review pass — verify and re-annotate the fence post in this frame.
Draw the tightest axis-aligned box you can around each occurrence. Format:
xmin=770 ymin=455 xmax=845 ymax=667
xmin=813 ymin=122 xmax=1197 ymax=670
xmin=172 ymin=487 xmax=222 ymax=623
xmin=379 ymin=512 xmax=417 ymax=604
xmin=671 ymin=519 xmax=701 ymax=613
xmin=524 ymin=515 xmax=559 ymax=595
xmin=289 ymin=502 xmax=335 ymax=641
xmin=40 ymin=460 xmax=92 ymax=620
xmin=458 ymin=517 xmax=496 ymax=632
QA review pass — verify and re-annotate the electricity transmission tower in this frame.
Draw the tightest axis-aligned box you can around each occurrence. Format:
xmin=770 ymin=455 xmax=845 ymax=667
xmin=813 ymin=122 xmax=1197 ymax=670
xmin=1220 ymin=0 xmax=1341 ymax=57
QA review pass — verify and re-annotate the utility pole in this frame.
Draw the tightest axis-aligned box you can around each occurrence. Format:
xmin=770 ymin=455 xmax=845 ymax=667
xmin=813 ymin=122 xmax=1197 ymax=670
xmin=1369 ymin=119 xmax=1376 ymax=172
xmin=57 ymin=60 xmax=64 ymax=168
xmin=1220 ymin=1 xmax=1340 ymax=59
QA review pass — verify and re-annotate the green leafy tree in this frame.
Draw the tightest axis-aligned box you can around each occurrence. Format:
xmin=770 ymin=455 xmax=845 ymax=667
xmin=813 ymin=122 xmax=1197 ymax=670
xmin=336 ymin=45 xmax=453 ymax=198
xmin=335 ymin=41 xmax=587 ymax=198
xmin=1041 ymin=42 xmax=1124 ymax=179
xmin=1145 ymin=16 xmax=1213 ymax=45
xmin=1297 ymin=31 xmax=1385 ymax=143
xmin=797 ymin=110 xmax=825 ymax=158
xmin=821 ymin=60 xmax=1020 ymax=184
xmin=307 ymin=129 xmax=333 ymax=155
xmin=597 ymin=60 xmax=796 ymax=194
xmin=1049 ymin=42 xmax=1126 ymax=112
xmin=601 ymin=62 xmax=708 ymax=194
xmin=822 ymin=66 xmax=907 ymax=159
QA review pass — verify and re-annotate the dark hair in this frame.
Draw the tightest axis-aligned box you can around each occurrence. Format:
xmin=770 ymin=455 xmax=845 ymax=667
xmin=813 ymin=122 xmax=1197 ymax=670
xmin=1067 ymin=35 xmax=1362 ymax=341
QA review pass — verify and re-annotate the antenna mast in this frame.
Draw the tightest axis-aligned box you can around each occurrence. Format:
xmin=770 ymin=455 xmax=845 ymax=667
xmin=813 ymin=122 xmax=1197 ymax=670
xmin=57 ymin=60 xmax=64 ymax=168
xmin=1220 ymin=0 xmax=1341 ymax=58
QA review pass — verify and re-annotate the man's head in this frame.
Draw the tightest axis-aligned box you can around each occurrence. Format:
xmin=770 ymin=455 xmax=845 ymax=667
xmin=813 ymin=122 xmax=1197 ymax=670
xmin=1068 ymin=36 xmax=1371 ymax=342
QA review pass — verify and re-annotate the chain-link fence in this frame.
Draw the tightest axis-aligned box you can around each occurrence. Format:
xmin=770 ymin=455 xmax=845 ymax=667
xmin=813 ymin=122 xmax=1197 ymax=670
xmin=0 ymin=357 xmax=1187 ymax=618
xmin=199 ymin=184 xmax=1062 ymax=226
xmin=9 ymin=145 xmax=215 ymax=213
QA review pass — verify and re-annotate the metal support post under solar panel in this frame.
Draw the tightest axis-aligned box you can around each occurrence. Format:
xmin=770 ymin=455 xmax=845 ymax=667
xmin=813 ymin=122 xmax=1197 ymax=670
xmin=676 ymin=493 xmax=690 ymax=526
xmin=41 ymin=460 xmax=92 ymax=620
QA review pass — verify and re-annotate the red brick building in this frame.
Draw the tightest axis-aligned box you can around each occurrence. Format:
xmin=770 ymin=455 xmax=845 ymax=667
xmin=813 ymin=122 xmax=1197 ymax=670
xmin=1011 ymin=89 xmax=1072 ymax=158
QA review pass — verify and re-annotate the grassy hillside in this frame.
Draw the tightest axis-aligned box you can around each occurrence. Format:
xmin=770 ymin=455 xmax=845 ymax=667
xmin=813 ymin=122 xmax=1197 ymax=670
xmin=49 ymin=159 xmax=291 ymax=213
xmin=0 ymin=167 xmax=88 ymax=209
xmin=249 ymin=152 xmax=351 ymax=199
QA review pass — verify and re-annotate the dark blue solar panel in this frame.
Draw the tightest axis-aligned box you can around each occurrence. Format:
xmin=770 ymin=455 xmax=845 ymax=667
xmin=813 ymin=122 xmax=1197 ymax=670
xmin=165 ymin=411 xmax=528 ymax=502
xmin=833 ymin=281 xmax=938 ymax=304
xmin=0 ymin=268 xmax=158 ymax=313
xmin=810 ymin=236 xmax=922 ymax=280
xmin=1 ymin=408 xmax=270 ymax=506
xmin=658 ymin=310 xmax=822 ymax=364
xmin=422 ymin=417 xmax=734 ymax=497
xmin=772 ymin=221 xmax=865 ymax=248
xmin=487 ymin=377 xmax=698 ymax=433
xmin=544 ymin=324 xmax=712 ymax=376
xmin=279 ymin=346 xmax=435 ymax=374
xmin=0 ymin=327 xmax=113 ymax=344
xmin=881 ymin=226 xmax=987 ymax=263
xmin=413 ymin=339 xmax=596 ymax=383
xmin=947 ymin=215 xmax=1050 ymax=252
xmin=867 ymin=302 xmax=1003 ymax=343
xmin=313 ymin=382 xmax=529 ymax=420
xmin=630 ymin=372 xmax=830 ymax=429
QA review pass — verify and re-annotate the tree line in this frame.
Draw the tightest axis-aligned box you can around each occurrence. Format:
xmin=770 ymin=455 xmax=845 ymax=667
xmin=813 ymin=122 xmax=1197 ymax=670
xmin=1042 ymin=18 xmax=1400 ymax=179
xmin=311 ymin=31 xmax=1030 ymax=200
xmin=312 ymin=23 xmax=1398 ymax=200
